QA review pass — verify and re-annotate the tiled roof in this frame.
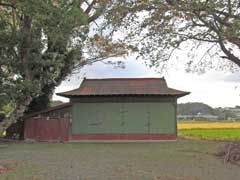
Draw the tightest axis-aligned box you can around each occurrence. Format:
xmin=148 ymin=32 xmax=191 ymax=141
xmin=57 ymin=78 xmax=190 ymax=97
xmin=23 ymin=103 xmax=72 ymax=119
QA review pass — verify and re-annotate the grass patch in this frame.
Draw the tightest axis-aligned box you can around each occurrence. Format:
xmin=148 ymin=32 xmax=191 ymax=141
xmin=179 ymin=128 xmax=240 ymax=141
xmin=0 ymin=163 xmax=41 ymax=180
xmin=0 ymin=140 xmax=239 ymax=180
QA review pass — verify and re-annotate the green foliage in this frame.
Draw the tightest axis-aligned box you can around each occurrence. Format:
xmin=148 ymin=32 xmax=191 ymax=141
xmin=0 ymin=0 xmax=131 ymax=118
xmin=179 ymin=128 xmax=240 ymax=141
xmin=1 ymin=104 xmax=14 ymax=116
xmin=1 ymin=1 xmax=88 ymax=111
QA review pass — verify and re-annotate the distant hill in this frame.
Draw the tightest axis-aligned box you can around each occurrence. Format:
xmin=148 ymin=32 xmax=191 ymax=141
xmin=178 ymin=102 xmax=240 ymax=120
xmin=178 ymin=102 xmax=214 ymax=115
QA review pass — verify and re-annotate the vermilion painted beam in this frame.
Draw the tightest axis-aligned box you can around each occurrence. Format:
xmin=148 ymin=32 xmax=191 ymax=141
xmin=71 ymin=134 xmax=177 ymax=140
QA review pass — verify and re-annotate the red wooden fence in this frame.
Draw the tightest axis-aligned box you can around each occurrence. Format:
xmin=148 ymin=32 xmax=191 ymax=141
xmin=24 ymin=117 xmax=69 ymax=142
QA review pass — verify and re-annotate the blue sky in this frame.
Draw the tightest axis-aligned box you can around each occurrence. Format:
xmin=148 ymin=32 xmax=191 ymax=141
xmin=53 ymin=56 xmax=240 ymax=108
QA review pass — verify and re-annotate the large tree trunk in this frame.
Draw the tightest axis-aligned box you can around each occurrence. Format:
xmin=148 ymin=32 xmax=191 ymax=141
xmin=0 ymin=96 xmax=32 ymax=138
xmin=1 ymin=15 xmax=33 ymax=138
xmin=20 ymin=15 xmax=32 ymax=80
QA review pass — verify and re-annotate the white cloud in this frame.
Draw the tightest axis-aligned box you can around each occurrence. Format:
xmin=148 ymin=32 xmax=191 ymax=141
xmin=53 ymin=56 xmax=240 ymax=108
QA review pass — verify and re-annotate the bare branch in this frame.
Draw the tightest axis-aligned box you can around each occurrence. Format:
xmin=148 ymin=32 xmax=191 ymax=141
xmin=73 ymin=53 xmax=124 ymax=70
xmin=84 ymin=0 xmax=97 ymax=15
xmin=199 ymin=43 xmax=218 ymax=62
xmin=172 ymin=32 xmax=218 ymax=43
xmin=218 ymin=38 xmax=240 ymax=67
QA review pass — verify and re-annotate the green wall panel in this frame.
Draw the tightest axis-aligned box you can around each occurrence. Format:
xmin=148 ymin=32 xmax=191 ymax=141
xmin=148 ymin=103 xmax=176 ymax=134
xmin=72 ymin=102 xmax=176 ymax=134
xmin=120 ymin=103 xmax=149 ymax=133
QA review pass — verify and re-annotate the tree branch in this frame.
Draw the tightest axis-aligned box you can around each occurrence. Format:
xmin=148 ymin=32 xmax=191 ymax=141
xmin=218 ymin=38 xmax=240 ymax=67
xmin=84 ymin=0 xmax=97 ymax=15
xmin=0 ymin=2 xmax=15 ymax=8
xmin=88 ymin=1 xmax=107 ymax=23
xmin=172 ymin=32 xmax=218 ymax=43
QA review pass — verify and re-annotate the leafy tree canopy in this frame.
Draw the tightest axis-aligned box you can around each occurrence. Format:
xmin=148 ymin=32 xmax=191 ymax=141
xmin=0 ymin=0 xmax=132 ymax=122
xmin=104 ymin=0 xmax=240 ymax=71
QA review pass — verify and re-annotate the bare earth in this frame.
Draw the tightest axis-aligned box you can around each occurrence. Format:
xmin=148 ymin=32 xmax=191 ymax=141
xmin=0 ymin=139 xmax=239 ymax=180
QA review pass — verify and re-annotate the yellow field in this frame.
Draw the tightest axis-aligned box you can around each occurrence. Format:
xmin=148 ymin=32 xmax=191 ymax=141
xmin=178 ymin=122 xmax=240 ymax=130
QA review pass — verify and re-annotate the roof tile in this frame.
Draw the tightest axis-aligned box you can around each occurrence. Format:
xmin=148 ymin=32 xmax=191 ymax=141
xmin=57 ymin=78 xmax=189 ymax=97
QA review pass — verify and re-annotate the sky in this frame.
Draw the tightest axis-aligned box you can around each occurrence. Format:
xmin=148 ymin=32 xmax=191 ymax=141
xmin=53 ymin=56 xmax=240 ymax=108
xmin=52 ymin=5 xmax=240 ymax=108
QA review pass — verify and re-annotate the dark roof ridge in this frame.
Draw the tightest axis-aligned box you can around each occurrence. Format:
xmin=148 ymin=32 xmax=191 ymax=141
xmin=23 ymin=103 xmax=72 ymax=119
xmin=57 ymin=77 xmax=189 ymax=98
xmin=82 ymin=77 xmax=165 ymax=80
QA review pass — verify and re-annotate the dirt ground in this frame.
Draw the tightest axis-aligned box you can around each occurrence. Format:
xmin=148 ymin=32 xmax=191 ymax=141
xmin=0 ymin=139 xmax=240 ymax=180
